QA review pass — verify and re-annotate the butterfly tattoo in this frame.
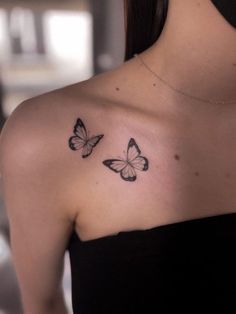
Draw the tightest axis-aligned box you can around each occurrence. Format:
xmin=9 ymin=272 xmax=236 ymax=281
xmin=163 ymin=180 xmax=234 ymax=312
xmin=103 ymin=138 xmax=149 ymax=182
xmin=68 ymin=118 xmax=104 ymax=158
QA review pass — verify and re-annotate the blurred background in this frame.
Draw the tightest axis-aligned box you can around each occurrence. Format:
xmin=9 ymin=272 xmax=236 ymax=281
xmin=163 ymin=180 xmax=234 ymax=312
xmin=0 ymin=0 xmax=125 ymax=313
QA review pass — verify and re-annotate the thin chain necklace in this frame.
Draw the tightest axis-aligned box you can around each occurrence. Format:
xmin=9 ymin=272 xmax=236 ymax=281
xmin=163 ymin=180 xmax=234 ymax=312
xmin=134 ymin=53 xmax=236 ymax=105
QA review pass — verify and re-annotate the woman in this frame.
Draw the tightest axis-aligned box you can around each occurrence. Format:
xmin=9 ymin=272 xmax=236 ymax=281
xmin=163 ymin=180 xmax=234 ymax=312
xmin=0 ymin=0 xmax=236 ymax=313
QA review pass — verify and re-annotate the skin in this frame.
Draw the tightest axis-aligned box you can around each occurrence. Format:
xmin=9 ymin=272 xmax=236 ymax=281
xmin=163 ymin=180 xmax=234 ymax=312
xmin=0 ymin=0 xmax=236 ymax=312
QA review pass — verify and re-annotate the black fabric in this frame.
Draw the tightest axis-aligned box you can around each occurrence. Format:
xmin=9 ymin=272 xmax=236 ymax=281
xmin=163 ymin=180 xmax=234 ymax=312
xmin=211 ymin=0 xmax=236 ymax=28
xmin=67 ymin=212 xmax=236 ymax=314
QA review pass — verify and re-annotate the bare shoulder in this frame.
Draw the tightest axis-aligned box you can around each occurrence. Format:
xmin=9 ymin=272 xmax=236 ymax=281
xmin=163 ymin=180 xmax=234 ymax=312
xmin=0 ymin=60 xmax=146 ymax=230
xmin=0 ymin=73 xmax=114 ymax=161
xmin=0 ymin=77 xmax=113 ymax=217
xmin=0 ymin=79 xmax=114 ymax=309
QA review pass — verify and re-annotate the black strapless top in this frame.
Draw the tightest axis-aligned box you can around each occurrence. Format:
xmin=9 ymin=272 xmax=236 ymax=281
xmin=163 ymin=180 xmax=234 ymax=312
xmin=67 ymin=213 xmax=236 ymax=314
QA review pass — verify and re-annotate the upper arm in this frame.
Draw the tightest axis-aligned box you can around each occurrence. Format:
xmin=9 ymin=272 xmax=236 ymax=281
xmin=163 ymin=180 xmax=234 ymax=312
xmin=0 ymin=100 xmax=76 ymax=312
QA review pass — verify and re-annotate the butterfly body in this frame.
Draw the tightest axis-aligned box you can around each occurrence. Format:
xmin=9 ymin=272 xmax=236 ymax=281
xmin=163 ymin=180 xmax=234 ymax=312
xmin=68 ymin=118 xmax=104 ymax=158
xmin=103 ymin=138 xmax=149 ymax=182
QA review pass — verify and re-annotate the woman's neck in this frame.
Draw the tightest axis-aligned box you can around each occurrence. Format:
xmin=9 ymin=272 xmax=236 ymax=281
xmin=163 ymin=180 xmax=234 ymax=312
xmin=137 ymin=0 xmax=236 ymax=113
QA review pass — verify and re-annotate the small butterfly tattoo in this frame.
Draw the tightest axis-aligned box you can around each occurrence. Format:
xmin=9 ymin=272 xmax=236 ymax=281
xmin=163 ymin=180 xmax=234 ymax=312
xmin=68 ymin=118 xmax=104 ymax=158
xmin=103 ymin=138 xmax=149 ymax=182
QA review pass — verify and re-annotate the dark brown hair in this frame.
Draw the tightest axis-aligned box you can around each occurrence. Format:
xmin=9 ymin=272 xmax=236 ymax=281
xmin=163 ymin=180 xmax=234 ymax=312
xmin=124 ymin=0 xmax=169 ymax=61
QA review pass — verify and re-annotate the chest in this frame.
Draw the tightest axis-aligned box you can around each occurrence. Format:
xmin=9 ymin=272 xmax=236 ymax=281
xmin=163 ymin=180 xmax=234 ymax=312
xmin=72 ymin=112 xmax=236 ymax=241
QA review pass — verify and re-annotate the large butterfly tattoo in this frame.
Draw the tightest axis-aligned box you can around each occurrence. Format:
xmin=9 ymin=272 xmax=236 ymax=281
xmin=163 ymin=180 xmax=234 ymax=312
xmin=68 ymin=118 xmax=104 ymax=158
xmin=103 ymin=138 xmax=149 ymax=182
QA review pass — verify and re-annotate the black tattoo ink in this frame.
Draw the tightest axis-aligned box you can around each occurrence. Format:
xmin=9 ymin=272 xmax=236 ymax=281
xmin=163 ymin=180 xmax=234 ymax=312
xmin=103 ymin=138 xmax=149 ymax=182
xmin=68 ymin=118 xmax=104 ymax=158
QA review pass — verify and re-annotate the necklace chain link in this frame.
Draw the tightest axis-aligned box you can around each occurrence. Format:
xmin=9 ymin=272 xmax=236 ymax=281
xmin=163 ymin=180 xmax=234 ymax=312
xmin=134 ymin=53 xmax=236 ymax=106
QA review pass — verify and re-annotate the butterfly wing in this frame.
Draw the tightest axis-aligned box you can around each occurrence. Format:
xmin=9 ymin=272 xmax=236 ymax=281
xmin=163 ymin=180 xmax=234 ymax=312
xmin=127 ymin=138 xmax=141 ymax=161
xmin=103 ymin=138 xmax=148 ymax=182
xmin=103 ymin=159 xmax=127 ymax=173
xmin=68 ymin=118 xmax=87 ymax=151
xmin=73 ymin=118 xmax=88 ymax=140
xmin=69 ymin=136 xmax=86 ymax=151
xmin=131 ymin=156 xmax=149 ymax=171
xmin=103 ymin=159 xmax=137 ymax=181
xmin=82 ymin=134 xmax=104 ymax=158
xmin=126 ymin=138 xmax=149 ymax=171
xmin=120 ymin=164 xmax=137 ymax=181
